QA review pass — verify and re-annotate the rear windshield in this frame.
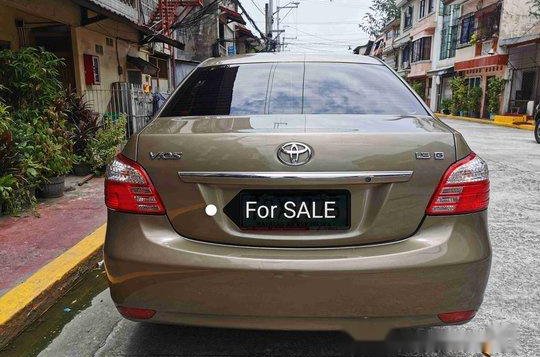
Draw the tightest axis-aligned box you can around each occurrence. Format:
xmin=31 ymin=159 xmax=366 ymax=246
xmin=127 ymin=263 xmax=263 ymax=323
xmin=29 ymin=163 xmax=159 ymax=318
xmin=160 ymin=62 xmax=428 ymax=117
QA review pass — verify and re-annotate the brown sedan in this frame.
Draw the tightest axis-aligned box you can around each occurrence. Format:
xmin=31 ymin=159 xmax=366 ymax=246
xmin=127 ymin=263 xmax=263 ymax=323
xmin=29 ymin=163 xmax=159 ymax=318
xmin=104 ymin=53 xmax=491 ymax=340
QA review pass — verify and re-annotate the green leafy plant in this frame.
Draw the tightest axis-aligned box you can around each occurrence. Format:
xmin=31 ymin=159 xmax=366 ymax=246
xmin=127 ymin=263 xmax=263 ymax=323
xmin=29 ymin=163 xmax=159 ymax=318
xmin=467 ymin=86 xmax=483 ymax=117
xmin=530 ymin=0 xmax=540 ymax=18
xmin=469 ymin=32 xmax=479 ymax=45
xmin=450 ymin=76 xmax=468 ymax=115
xmin=487 ymin=77 xmax=506 ymax=116
xmin=0 ymin=48 xmax=74 ymax=213
xmin=83 ymin=115 xmax=127 ymax=172
xmin=440 ymin=98 xmax=452 ymax=114
xmin=409 ymin=81 xmax=425 ymax=99
xmin=359 ymin=0 xmax=400 ymax=38
xmin=65 ymin=91 xmax=102 ymax=163
xmin=0 ymin=103 xmax=38 ymax=214
xmin=0 ymin=47 xmax=64 ymax=110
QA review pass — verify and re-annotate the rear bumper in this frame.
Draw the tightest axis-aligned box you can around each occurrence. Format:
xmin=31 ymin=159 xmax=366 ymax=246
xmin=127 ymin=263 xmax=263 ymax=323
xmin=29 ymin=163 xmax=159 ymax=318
xmin=104 ymin=211 xmax=491 ymax=340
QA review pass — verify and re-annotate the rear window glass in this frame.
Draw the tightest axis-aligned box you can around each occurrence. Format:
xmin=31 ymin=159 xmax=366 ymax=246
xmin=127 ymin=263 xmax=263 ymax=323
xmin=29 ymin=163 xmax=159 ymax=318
xmin=160 ymin=62 xmax=428 ymax=117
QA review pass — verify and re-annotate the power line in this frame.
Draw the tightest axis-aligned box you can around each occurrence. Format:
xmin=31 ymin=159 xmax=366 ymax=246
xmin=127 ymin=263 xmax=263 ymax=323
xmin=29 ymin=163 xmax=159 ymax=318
xmin=248 ymin=0 xmax=265 ymax=15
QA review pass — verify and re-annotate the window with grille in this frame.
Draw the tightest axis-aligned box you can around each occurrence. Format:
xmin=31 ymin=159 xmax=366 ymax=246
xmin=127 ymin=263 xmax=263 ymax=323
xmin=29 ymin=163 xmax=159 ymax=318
xmin=428 ymin=0 xmax=434 ymax=13
xmin=402 ymin=43 xmax=412 ymax=67
xmin=404 ymin=6 xmax=413 ymax=29
xmin=460 ymin=14 xmax=475 ymax=44
xmin=440 ymin=4 xmax=461 ymax=60
xmin=419 ymin=0 xmax=426 ymax=18
xmin=477 ymin=5 xmax=501 ymax=41
xmin=412 ymin=37 xmax=432 ymax=62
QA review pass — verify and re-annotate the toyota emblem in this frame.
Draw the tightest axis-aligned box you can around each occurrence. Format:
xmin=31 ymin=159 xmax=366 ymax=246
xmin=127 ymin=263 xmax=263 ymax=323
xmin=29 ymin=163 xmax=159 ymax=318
xmin=277 ymin=142 xmax=313 ymax=166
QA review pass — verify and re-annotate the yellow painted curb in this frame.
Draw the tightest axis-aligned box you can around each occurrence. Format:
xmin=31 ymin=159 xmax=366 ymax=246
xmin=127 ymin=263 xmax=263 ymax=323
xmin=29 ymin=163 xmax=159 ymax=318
xmin=0 ymin=224 xmax=106 ymax=346
xmin=436 ymin=113 xmax=534 ymax=132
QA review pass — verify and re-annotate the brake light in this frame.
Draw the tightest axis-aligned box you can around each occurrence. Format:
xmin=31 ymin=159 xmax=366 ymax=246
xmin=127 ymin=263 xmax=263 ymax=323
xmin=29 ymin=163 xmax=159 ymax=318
xmin=426 ymin=153 xmax=489 ymax=215
xmin=105 ymin=154 xmax=165 ymax=214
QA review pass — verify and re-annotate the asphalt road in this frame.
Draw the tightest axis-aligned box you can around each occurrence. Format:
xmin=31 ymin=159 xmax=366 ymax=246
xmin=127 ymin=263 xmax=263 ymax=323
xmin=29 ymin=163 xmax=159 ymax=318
xmin=18 ymin=119 xmax=540 ymax=356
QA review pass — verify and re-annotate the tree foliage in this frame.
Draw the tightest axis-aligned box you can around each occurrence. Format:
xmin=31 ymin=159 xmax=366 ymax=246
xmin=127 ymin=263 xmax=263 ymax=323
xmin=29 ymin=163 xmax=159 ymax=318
xmin=530 ymin=0 xmax=540 ymax=18
xmin=359 ymin=0 xmax=400 ymax=39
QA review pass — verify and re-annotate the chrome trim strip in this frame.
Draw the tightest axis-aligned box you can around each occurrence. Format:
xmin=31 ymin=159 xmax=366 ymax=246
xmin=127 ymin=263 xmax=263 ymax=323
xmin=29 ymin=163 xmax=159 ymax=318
xmin=178 ymin=171 xmax=413 ymax=185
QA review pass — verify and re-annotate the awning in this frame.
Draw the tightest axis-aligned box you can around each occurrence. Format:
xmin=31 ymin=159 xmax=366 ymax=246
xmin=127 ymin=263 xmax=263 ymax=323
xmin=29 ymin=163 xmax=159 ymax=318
xmin=427 ymin=65 xmax=454 ymax=76
xmin=412 ymin=27 xmax=435 ymax=41
xmin=127 ymin=55 xmax=159 ymax=76
xmin=235 ymin=25 xmax=255 ymax=39
xmin=454 ymin=54 xmax=508 ymax=71
xmin=220 ymin=6 xmax=246 ymax=25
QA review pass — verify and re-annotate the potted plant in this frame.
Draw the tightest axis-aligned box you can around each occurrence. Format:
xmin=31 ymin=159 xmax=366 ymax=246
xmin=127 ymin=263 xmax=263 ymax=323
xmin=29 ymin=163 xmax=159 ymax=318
xmin=450 ymin=76 xmax=467 ymax=116
xmin=469 ymin=32 xmax=479 ymax=46
xmin=440 ymin=98 xmax=452 ymax=115
xmin=83 ymin=114 xmax=127 ymax=173
xmin=0 ymin=48 xmax=73 ymax=202
xmin=487 ymin=77 xmax=506 ymax=119
xmin=467 ymin=86 xmax=483 ymax=118
xmin=37 ymin=99 xmax=75 ymax=198
xmin=65 ymin=92 xmax=102 ymax=176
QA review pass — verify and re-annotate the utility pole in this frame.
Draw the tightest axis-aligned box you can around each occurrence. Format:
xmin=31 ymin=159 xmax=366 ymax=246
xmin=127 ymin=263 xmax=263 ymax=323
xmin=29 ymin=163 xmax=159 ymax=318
xmin=265 ymin=1 xmax=298 ymax=52
xmin=275 ymin=1 xmax=299 ymax=52
xmin=265 ymin=0 xmax=274 ymax=51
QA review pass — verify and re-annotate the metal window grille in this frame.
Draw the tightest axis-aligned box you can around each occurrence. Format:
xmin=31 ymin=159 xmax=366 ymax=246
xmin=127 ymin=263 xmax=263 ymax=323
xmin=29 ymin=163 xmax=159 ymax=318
xmin=84 ymin=83 xmax=157 ymax=137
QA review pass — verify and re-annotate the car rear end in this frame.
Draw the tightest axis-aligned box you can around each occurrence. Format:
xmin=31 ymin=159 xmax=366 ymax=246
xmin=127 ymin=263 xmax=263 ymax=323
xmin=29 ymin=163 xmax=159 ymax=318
xmin=104 ymin=54 xmax=491 ymax=340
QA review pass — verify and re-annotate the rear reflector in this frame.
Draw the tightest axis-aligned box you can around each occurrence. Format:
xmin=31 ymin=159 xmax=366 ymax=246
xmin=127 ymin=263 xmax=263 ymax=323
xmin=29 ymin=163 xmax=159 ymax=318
xmin=105 ymin=154 xmax=165 ymax=214
xmin=426 ymin=153 xmax=489 ymax=215
xmin=117 ymin=306 xmax=156 ymax=320
xmin=438 ymin=310 xmax=476 ymax=324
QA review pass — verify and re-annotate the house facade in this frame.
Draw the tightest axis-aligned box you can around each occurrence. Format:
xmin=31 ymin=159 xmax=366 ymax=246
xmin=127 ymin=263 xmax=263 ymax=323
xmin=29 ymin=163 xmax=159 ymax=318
xmin=498 ymin=0 xmax=540 ymax=115
xmin=366 ymin=0 xmax=539 ymax=120
xmin=0 ymin=0 xmax=259 ymax=134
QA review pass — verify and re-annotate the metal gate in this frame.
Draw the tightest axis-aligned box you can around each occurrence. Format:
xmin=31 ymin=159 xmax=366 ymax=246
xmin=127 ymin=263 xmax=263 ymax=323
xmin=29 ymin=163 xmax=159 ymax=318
xmin=111 ymin=82 xmax=153 ymax=136
xmin=85 ymin=82 xmax=154 ymax=137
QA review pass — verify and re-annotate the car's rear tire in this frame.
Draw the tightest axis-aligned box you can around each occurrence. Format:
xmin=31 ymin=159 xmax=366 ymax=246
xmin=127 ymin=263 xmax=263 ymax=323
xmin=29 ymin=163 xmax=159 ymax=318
xmin=535 ymin=119 xmax=540 ymax=144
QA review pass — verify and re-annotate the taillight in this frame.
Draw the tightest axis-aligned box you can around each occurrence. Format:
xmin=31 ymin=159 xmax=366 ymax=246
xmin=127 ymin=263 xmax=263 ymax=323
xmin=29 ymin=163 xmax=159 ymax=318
xmin=105 ymin=154 xmax=165 ymax=214
xmin=426 ymin=153 xmax=489 ymax=215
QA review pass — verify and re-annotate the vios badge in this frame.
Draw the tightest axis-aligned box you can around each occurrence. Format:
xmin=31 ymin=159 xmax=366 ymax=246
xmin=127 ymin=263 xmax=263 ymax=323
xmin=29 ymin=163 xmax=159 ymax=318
xmin=149 ymin=152 xmax=183 ymax=160
xmin=277 ymin=142 xmax=313 ymax=166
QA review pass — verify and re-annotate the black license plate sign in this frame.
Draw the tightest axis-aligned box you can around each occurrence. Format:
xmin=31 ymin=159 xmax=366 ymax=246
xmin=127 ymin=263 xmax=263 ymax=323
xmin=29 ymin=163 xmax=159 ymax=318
xmin=224 ymin=190 xmax=350 ymax=230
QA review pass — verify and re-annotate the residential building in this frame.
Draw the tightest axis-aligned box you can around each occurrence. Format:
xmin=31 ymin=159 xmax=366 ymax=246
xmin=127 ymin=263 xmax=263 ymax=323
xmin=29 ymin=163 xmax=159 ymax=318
xmin=380 ymin=18 xmax=401 ymax=70
xmin=449 ymin=0 xmax=507 ymax=118
xmin=428 ymin=0 xmax=460 ymax=111
xmin=0 ymin=0 xmax=185 ymax=134
xmin=394 ymin=0 xmax=437 ymax=105
xmin=498 ymin=0 xmax=540 ymax=115
xmin=353 ymin=40 xmax=374 ymax=55
xmin=0 ymin=0 xmax=259 ymax=134
xmin=172 ymin=0 xmax=259 ymax=82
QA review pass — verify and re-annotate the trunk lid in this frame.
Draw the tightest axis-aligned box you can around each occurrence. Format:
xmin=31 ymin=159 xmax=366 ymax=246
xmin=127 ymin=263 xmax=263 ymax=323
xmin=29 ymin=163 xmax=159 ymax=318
xmin=136 ymin=114 xmax=455 ymax=247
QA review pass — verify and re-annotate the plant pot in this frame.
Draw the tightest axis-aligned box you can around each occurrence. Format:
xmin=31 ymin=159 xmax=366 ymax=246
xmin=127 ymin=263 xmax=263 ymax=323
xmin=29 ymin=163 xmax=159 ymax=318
xmin=442 ymin=109 xmax=450 ymax=115
xmin=37 ymin=176 xmax=65 ymax=198
xmin=73 ymin=163 xmax=92 ymax=176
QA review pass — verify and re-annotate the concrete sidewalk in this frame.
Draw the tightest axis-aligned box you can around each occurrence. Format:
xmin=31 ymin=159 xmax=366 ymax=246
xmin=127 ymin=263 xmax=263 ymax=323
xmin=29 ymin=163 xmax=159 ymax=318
xmin=0 ymin=177 xmax=106 ymax=347
xmin=436 ymin=113 xmax=535 ymax=131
